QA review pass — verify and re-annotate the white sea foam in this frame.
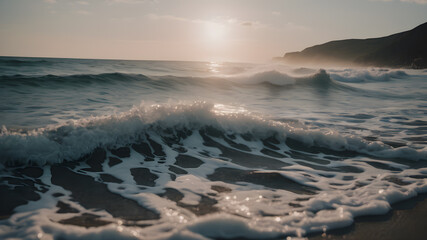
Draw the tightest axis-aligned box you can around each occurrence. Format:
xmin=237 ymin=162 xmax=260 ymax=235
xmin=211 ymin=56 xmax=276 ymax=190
xmin=328 ymin=68 xmax=408 ymax=83
xmin=1 ymin=102 xmax=425 ymax=165
xmin=233 ymin=70 xmax=297 ymax=86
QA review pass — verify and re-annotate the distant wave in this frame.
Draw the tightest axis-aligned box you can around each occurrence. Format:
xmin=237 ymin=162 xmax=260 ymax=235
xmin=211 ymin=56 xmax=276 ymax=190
xmin=229 ymin=69 xmax=368 ymax=94
xmin=233 ymin=70 xmax=297 ymax=86
xmin=0 ymin=69 xmax=334 ymax=88
xmin=1 ymin=102 xmax=425 ymax=165
xmin=0 ymin=68 xmax=415 ymax=100
xmin=328 ymin=69 xmax=408 ymax=83
xmin=0 ymin=72 xmax=151 ymax=86
xmin=0 ymin=58 xmax=51 ymax=66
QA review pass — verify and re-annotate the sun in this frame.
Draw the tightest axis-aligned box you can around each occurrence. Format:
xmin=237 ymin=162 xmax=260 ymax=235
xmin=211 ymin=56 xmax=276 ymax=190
xmin=204 ymin=22 xmax=226 ymax=44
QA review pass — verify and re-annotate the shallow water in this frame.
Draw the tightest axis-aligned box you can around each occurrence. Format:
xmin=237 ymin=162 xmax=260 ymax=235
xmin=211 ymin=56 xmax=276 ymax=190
xmin=0 ymin=56 xmax=426 ymax=239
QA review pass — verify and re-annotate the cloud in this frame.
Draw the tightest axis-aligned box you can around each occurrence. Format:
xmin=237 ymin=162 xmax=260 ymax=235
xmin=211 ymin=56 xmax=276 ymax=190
xmin=224 ymin=17 xmax=267 ymax=29
xmin=147 ymin=14 xmax=268 ymax=31
xmin=272 ymin=11 xmax=281 ymax=16
xmin=77 ymin=1 xmax=89 ymax=5
xmin=43 ymin=0 xmax=56 ymax=3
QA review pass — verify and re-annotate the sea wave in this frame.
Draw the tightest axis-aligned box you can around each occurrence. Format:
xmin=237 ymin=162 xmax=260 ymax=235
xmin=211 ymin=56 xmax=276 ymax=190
xmin=1 ymin=102 xmax=425 ymax=166
xmin=0 ymin=72 xmax=151 ymax=87
xmin=0 ymin=58 xmax=51 ymax=66
xmin=229 ymin=69 xmax=334 ymax=87
xmin=1 ymin=66 xmax=414 ymax=91
xmin=0 ymin=69 xmax=343 ymax=91
xmin=328 ymin=68 xmax=408 ymax=83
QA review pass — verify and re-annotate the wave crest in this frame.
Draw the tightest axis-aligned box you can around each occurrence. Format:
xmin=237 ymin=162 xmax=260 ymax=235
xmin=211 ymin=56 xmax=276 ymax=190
xmin=1 ymin=102 xmax=425 ymax=166
xmin=329 ymin=69 xmax=408 ymax=83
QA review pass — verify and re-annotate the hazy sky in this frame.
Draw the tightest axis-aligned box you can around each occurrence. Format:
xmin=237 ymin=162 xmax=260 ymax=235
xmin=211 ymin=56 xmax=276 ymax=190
xmin=1 ymin=0 xmax=426 ymax=62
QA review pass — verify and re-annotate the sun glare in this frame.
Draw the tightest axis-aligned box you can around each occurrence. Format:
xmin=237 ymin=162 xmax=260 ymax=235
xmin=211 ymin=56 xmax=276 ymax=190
xmin=204 ymin=22 xmax=226 ymax=45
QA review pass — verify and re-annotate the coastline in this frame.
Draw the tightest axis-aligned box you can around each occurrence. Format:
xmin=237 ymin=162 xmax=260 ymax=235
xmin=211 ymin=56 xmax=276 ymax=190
xmin=308 ymin=193 xmax=427 ymax=240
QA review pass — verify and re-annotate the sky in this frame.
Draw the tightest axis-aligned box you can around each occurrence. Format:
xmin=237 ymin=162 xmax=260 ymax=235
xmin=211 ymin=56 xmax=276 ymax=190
xmin=0 ymin=0 xmax=426 ymax=62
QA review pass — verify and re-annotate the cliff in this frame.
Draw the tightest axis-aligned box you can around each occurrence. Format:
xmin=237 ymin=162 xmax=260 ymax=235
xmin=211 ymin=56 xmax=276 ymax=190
xmin=282 ymin=22 xmax=427 ymax=69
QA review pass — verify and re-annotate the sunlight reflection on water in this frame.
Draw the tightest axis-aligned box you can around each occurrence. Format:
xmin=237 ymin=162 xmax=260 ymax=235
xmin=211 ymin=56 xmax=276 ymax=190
xmin=207 ymin=61 xmax=221 ymax=73
xmin=213 ymin=103 xmax=248 ymax=115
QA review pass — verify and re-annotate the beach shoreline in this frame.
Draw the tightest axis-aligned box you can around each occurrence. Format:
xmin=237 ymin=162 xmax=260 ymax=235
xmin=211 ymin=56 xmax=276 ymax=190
xmin=308 ymin=192 xmax=427 ymax=240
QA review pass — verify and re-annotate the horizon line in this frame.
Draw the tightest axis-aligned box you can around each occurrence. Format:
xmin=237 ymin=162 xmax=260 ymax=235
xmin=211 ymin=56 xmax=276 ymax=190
xmin=0 ymin=55 xmax=262 ymax=64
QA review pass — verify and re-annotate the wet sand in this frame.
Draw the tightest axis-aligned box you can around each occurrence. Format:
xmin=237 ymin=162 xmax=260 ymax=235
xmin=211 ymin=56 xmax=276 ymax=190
xmin=309 ymin=193 xmax=427 ymax=240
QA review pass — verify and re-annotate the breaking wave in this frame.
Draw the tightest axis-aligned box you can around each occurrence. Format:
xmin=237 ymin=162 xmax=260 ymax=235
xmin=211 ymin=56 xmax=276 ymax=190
xmin=1 ymin=102 xmax=425 ymax=165
xmin=328 ymin=69 xmax=408 ymax=83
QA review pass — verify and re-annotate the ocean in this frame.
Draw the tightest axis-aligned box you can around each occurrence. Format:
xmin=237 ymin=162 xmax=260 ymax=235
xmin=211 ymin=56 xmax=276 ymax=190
xmin=0 ymin=56 xmax=426 ymax=239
